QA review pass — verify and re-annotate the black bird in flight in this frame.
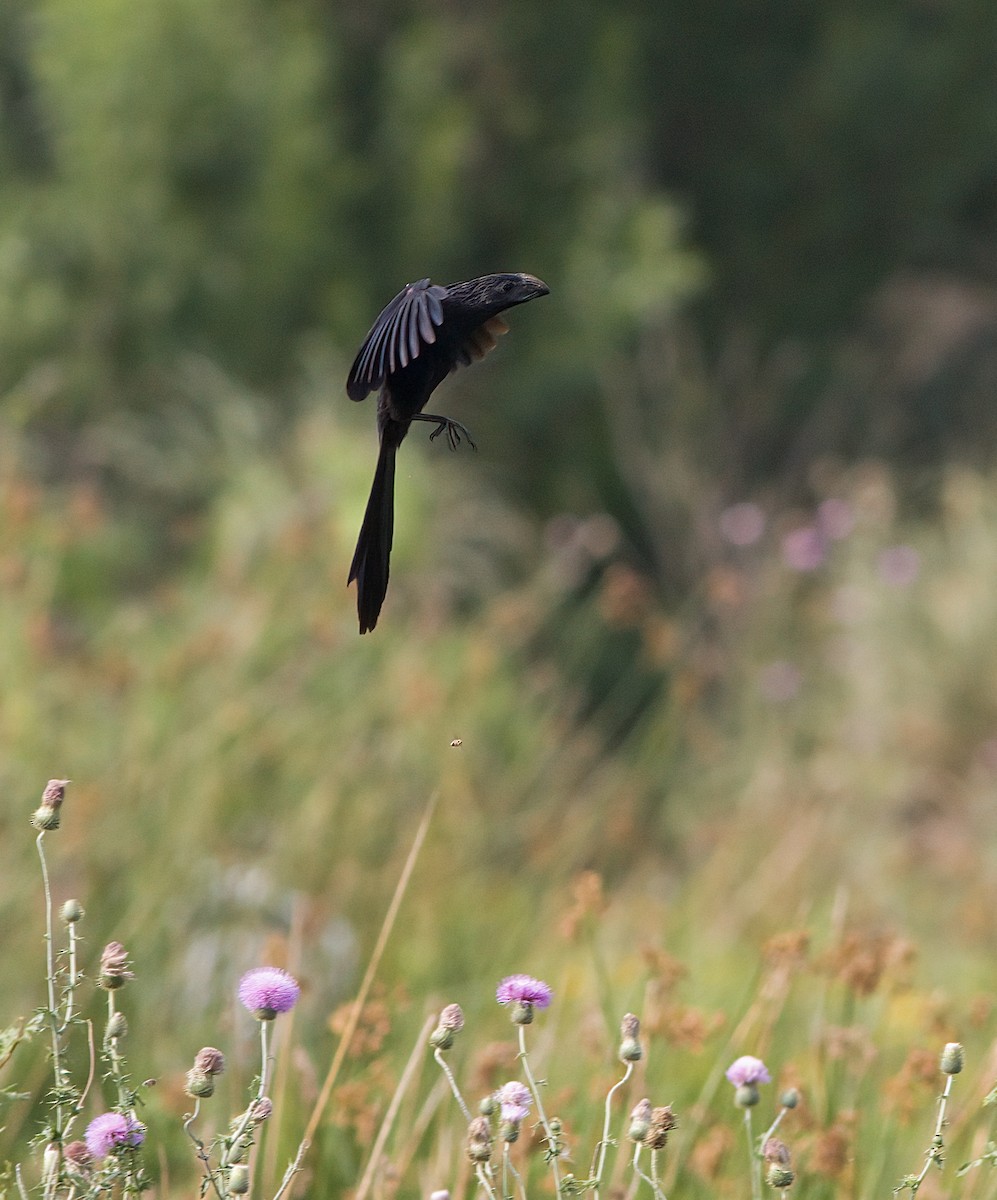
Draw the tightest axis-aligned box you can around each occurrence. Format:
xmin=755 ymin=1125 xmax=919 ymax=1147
xmin=346 ymin=272 xmax=549 ymax=633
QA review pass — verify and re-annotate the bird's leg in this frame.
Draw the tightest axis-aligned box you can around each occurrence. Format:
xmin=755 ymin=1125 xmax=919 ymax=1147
xmin=411 ymin=412 xmax=477 ymax=451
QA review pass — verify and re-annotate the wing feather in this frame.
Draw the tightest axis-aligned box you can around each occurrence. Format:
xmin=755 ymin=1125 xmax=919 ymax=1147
xmin=346 ymin=279 xmax=448 ymax=402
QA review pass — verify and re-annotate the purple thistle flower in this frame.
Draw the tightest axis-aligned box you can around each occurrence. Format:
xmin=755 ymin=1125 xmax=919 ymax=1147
xmin=238 ymin=967 xmax=300 ymax=1019
xmin=782 ymin=525 xmax=825 ymax=572
xmin=496 ymin=975 xmax=552 ymax=1008
xmin=720 ymin=502 xmax=766 ymax=547
xmin=495 ymin=1081 xmax=532 ymax=1124
xmin=725 ymin=1055 xmax=771 ymax=1087
xmin=84 ymin=1113 xmax=145 ymax=1159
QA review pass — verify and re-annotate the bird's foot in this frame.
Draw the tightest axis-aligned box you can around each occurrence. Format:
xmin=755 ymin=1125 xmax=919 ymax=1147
xmin=413 ymin=412 xmax=477 ymax=451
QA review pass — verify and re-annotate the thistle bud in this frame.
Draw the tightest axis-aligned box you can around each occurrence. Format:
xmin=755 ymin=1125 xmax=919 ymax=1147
xmin=646 ymin=1106 xmax=678 ymax=1150
xmin=252 ymin=1097 xmax=273 ymax=1123
xmin=32 ymin=780 xmax=68 ymax=831
xmin=466 ymin=1116 xmax=492 ymax=1163
xmin=229 ymin=1165 xmax=250 ymax=1194
xmin=32 ymin=806 xmax=61 ymax=831
xmin=766 ymin=1164 xmax=795 ymax=1189
xmin=194 ymin=1047 xmax=226 ymax=1076
xmin=941 ymin=1043 xmax=964 ymax=1075
xmin=61 ymin=899 xmax=85 ymax=925
xmin=64 ymin=1141 xmax=93 ymax=1172
xmin=511 ymin=1001 xmax=535 ymax=1025
xmin=185 ymin=1069 xmax=215 ymax=1099
xmin=430 ymin=1002 xmax=464 ymax=1049
xmin=734 ymin=1083 xmax=760 ymax=1108
xmin=628 ymin=1098 xmax=652 ymax=1143
xmin=619 ymin=1013 xmax=643 ymax=1063
xmin=763 ymin=1139 xmax=791 ymax=1166
xmin=99 ymin=942 xmax=134 ymax=990
xmin=779 ymin=1087 xmax=800 ymax=1109
xmin=500 ymin=1120 xmax=520 ymax=1143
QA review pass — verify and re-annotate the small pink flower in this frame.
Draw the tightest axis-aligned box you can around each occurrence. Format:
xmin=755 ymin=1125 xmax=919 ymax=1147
xmin=496 ymin=975 xmax=552 ymax=1008
xmin=817 ymin=498 xmax=855 ymax=541
xmin=725 ymin=1055 xmax=771 ymax=1087
xmin=238 ymin=967 xmax=300 ymax=1019
xmin=495 ymin=1081 xmax=532 ymax=1123
xmin=85 ymin=1113 xmax=145 ymax=1159
xmin=782 ymin=526 xmax=825 ymax=571
xmin=720 ymin=503 xmax=766 ymax=547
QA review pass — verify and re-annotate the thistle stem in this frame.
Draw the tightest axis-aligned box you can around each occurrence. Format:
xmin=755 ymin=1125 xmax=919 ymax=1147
xmin=518 ymin=1024 xmax=562 ymax=1193
xmin=592 ymin=1061 xmax=633 ymax=1200
xmin=434 ymin=1047 xmax=472 ymax=1122
xmin=36 ymin=833 xmax=66 ymax=1141
xmin=744 ymin=1108 xmax=761 ymax=1200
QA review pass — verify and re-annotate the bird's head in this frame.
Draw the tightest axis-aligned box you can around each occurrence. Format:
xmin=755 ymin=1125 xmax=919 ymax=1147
xmin=446 ymin=273 xmax=550 ymax=315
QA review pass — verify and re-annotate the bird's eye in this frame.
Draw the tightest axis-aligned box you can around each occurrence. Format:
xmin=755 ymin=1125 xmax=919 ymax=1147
xmin=502 ymin=280 xmax=515 ymax=292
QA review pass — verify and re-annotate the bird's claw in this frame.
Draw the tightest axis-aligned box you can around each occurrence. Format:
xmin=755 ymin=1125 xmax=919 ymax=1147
xmin=427 ymin=418 xmax=477 ymax=452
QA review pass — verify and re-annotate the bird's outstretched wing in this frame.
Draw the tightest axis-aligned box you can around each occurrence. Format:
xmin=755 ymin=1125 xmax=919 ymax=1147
xmin=346 ymin=278 xmax=449 ymax=402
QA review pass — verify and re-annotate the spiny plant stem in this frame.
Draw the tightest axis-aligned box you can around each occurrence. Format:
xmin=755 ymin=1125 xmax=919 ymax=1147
xmin=744 ymin=1108 xmax=761 ymax=1200
xmin=912 ymin=1074 xmax=956 ymax=1190
xmin=759 ymin=1104 xmax=788 ymax=1149
xmin=650 ymin=1149 xmax=667 ymax=1200
xmin=592 ymin=1060 xmax=633 ymax=1200
xmin=223 ymin=1020 xmax=271 ymax=1171
xmin=271 ymin=1138 xmax=309 ymax=1200
xmin=631 ymin=1144 xmax=664 ymax=1200
xmin=36 ymin=833 xmax=67 ymax=1141
xmin=183 ymin=1100 xmax=225 ymax=1200
xmin=60 ymin=921 xmax=80 ymax=1033
xmin=476 ymin=1163 xmax=499 ymax=1200
xmin=434 ymin=1047 xmax=472 ymax=1122
xmin=104 ymin=991 xmax=130 ymax=1111
xmin=518 ymin=1024 xmax=562 ymax=1193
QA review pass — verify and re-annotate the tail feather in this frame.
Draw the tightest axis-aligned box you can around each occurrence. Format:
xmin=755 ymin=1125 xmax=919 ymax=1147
xmin=349 ymin=440 xmax=396 ymax=633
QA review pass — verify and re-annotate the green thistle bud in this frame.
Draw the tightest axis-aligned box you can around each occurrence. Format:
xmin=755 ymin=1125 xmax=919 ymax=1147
xmin=229 ymin=1165 xmax=250 ymax=1194
xmin=31 ymin=780 xmax=68 ymax=831
xmin=430 ymin=1003 xmax=464 ymax=1050
xmin=779 ymin=1088 xmax=800 ymax=1109
xmin=734 ymin=1083 xmax=760 ymax=1108
xmin=941 ymin=1043 xmax=964 ymax=1075
xmin=628 ymin=1098 xmax=652 ymax=1143
xmin=429 ymin=1026 xmax=455 ymax=1050
xmin=61 ymin=899 xmax=85 ymax=924
xmin=767 ymin=1165 xmax=795 ymax=1189
xmin=185 ymin=1069 xmax=215 ymax=1099
xmin=32 ymin=805 xmax=61 ymax=831
xmin=478 ymin=1095 xmax=497 ymax=1117
xmin=619 ymin=1013 xmax=643 ymax=1063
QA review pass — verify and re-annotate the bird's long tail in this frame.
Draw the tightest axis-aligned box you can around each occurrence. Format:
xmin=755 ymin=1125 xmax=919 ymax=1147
xmin=349 ymin=438 xmax=397 ymax=633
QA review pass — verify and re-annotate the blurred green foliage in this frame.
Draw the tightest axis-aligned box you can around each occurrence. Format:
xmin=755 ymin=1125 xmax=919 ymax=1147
xmin=4 ymin=0 xmax=996 ymax=559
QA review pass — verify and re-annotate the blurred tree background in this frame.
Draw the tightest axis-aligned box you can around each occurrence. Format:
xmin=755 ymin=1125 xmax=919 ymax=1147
xmin=6 ymin=0 xmax=997 ymax=540
xmin=3 ymin=0 xmax=997 ymax=1193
